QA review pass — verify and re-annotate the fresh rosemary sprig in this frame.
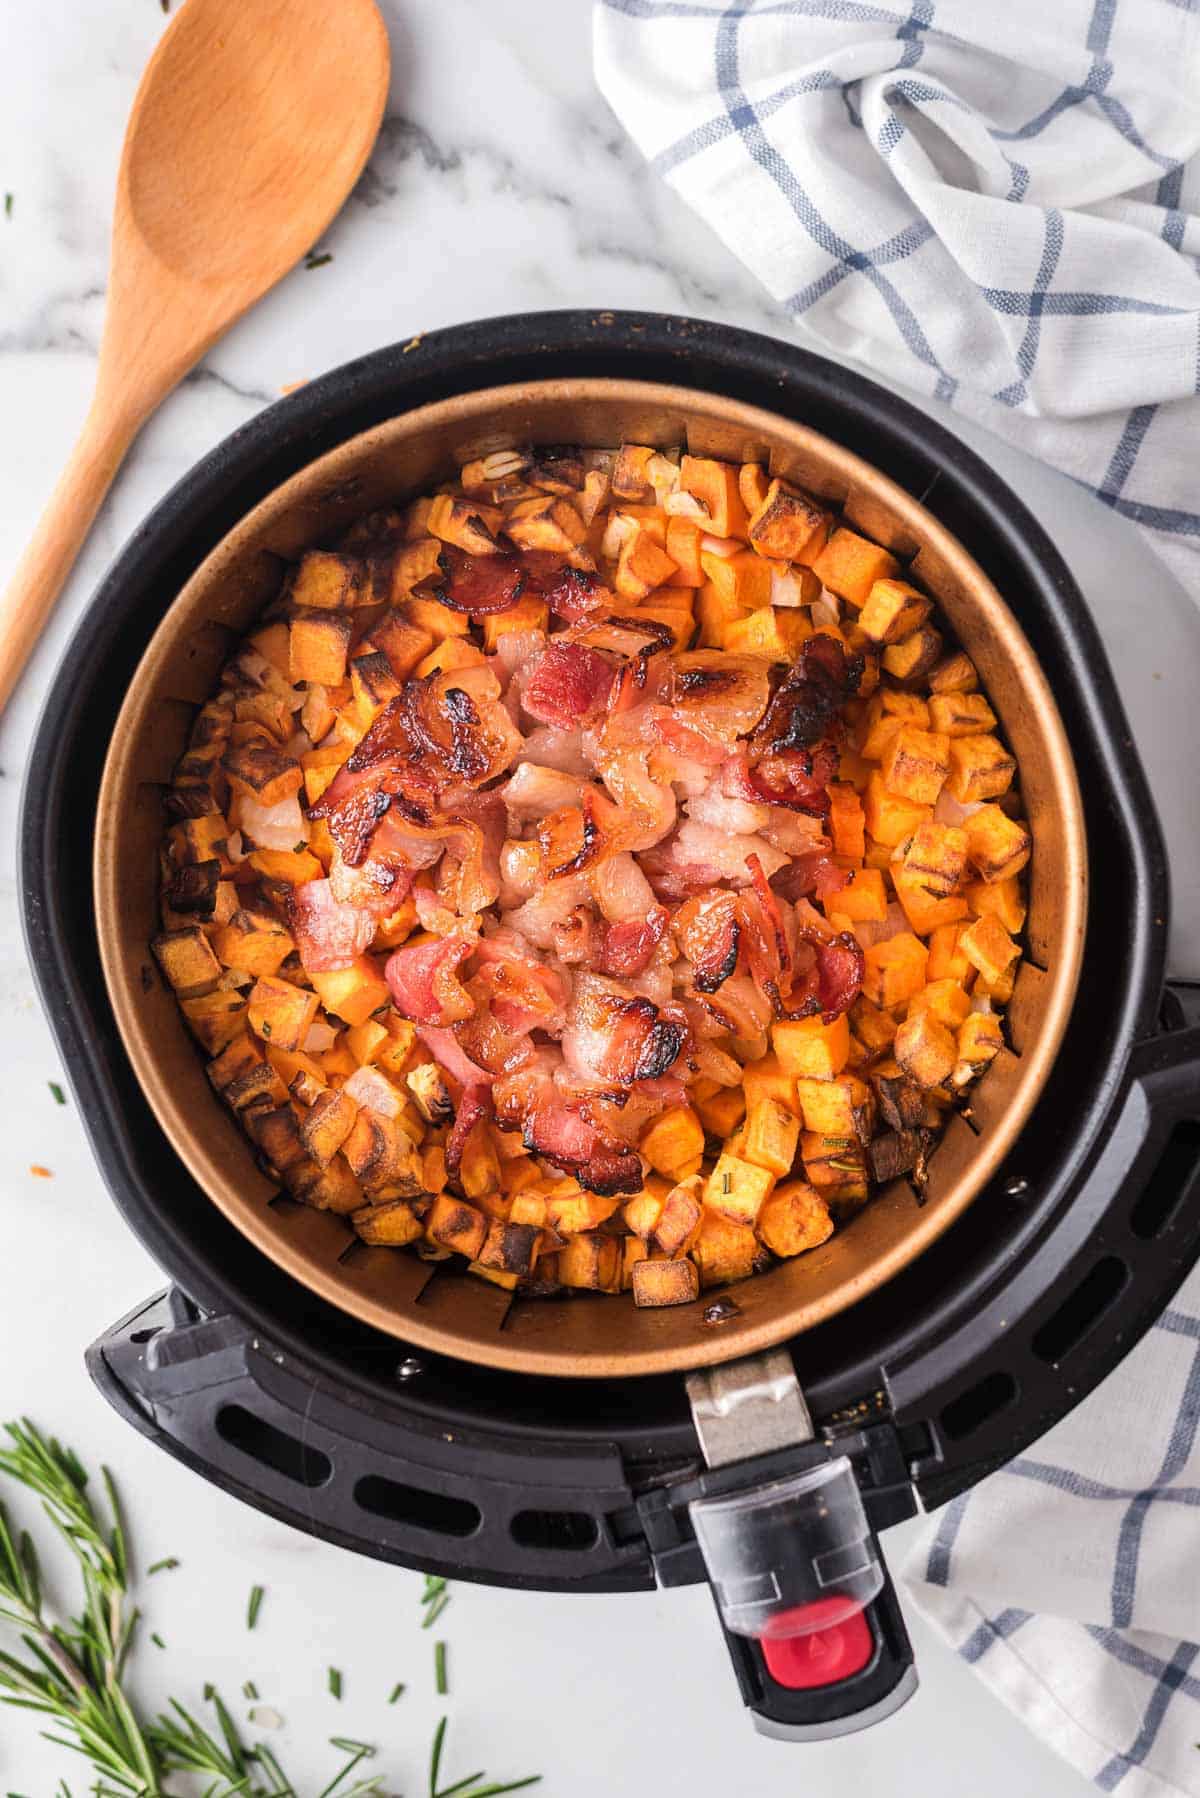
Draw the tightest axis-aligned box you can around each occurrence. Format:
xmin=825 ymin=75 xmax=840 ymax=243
xmin=0 ymin=1420 xmax=538 ymax=1798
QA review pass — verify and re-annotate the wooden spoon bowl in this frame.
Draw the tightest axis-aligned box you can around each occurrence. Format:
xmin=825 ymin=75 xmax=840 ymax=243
xmin=0 ymin=0 xmax=389 ymax=714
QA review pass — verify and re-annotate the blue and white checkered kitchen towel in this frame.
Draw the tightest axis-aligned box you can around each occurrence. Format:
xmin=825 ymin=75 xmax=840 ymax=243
xmin=594 ymin=3 xmax=1200 ymax=1789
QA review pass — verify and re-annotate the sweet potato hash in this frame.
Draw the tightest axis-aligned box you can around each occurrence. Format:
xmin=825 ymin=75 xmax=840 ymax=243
xmin=153 ymin=443 xmax=1030 ymax=1308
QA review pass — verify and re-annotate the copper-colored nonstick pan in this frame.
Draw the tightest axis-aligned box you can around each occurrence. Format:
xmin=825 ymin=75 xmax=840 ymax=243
xmin=95 ymin=379 xmax=1087 ymax=1379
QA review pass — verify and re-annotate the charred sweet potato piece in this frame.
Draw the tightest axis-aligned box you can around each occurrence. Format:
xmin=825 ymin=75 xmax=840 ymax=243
xmin=152 ymin=927 xmax=222 ymax=997
xmin=965 ymin=805 xmax=1032 ymax=883
xmin=245 ymin=1104 xmax=308 ymax=1174
xmin=344 ymin=1110 xmax=423 ymax=1195
xmin=428 ymin=492 xmax=503 ymax=556
xmin=286 ymin=1156 xmax=364 ymax=1214
xmin=558 ymin=1231 xmax=623 ymax=1292
xmin=291 ymin=550 xmax=367 ymax=610
xmin=631 ymin=1257 xmax=700 ymax=1308
xmin=947 ymin=734 xmax=1017 ymax=803
xmin=812 ymin=529 xmax=899 ymax=607
xmin=180 ymin=992 xmax=248 ymax=1052
xmin=476 ymin=1220 xmax=541 ymax=1277
xmin=746 ymin=479 xmax=828 ymax=563
xmin=299 ymin=1088 xmax=359 ymax=1166
xmin=857 ymin=579 xmax=931 ymax=645
xmin=756 ymin=1181 xmax=834 ymax=1258
xmin=679 ymin=456 xmax=748 ymax=540
xmin=691 ymin=1211 xmax=764 ymax=1288
xmin=289 ymin=610 xmax=353 ymax=688
xmin=353 ymin=1198 xmax=423 ymax=1245
xmin=212 ymin=910 xmax=295 ymax=978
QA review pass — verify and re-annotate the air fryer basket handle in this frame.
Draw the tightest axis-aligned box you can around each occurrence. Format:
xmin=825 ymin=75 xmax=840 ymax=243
xmin=719 ymin=1557 xmax=917 ymax=1741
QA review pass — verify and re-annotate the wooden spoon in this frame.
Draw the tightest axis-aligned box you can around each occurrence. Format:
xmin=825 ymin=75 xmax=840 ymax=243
xmin=0 ymin=0 xmax=389 ymax=714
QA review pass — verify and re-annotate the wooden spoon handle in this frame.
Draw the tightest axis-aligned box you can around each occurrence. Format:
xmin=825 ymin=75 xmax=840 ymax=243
xmin=0 ymin=399 xmax=142 ymax=715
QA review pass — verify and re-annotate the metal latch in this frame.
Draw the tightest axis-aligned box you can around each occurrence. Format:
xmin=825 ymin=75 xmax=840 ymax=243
xmin=687 ymin=1349 xmax=815 ymax=1468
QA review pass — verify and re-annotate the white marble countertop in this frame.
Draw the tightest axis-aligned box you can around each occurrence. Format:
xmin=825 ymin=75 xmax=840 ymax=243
xmin=2 ymin=2 xmax=1198 ymax=1792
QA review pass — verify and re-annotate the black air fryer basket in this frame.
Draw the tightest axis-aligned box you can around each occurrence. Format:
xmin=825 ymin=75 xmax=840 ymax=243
xmin=20 ymin=313 xmax=1200 ymax=1740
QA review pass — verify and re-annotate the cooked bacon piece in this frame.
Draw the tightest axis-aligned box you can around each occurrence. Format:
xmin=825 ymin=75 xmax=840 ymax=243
xmin=675 ymin=892 xmax=741 ymax=993
xmin=596 ymin=905 xmax=669 ymax=978
xmin=640 ymin=822 xmax=788 ymax=902
xmin=525 ymin=1106 xmax=644 ymax=1195
xmin=327 ymin=844 xmax=415 ymax=918
xmin=771 ymin=848 xmax=848 ymax=904
xmin=288 ymin=878 xmax=378 ymax=973
xmin=519 ymin=553 xmax=608 ymax=624
xmin=436 ymin=543 xmax=526 ymax=614
xmin=418 ymin=1025 xmax=494 ymax=1090
xmin=472 ymin=931 xmax=568 ymax=1035
xmin=562 ymin=973 xmax=686 ymax=1088
xmin=753 ymin=633 xmax=862 ymax=755
xmin=687 ymin=973 xmax=775 ymax=1050
xmin=523 ymin=642 xmax=617 ymax=730
xmin=319 ymin=784 xmax=394 ymax=866
xmin=782 ymin=924 xmax=865 ymax=1023
xmin=445 ymin=1084 xmax=495 ymax=1179
xmin=385 ymin=934 xmax=475 ymax=1026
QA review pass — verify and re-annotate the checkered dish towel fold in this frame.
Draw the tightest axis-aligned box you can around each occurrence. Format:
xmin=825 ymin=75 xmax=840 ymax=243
xmin=594 ymin=2 xmax=1200 ymax=1792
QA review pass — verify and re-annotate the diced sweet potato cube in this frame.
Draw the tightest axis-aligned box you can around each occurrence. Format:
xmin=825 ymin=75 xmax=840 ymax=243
xmin=702 ymin=548 xmax=774 ymax=611
xmin=965 ymin=875 xmax=1027 ymax=934
xmin=695 ymin=580 xmax=746 ymax=648
xmin=299 ymin=1088 xmax=359 ymax=1166
xmin=427 ymin=491 xmax=503 ymax=556
xmin=863 ymin=771 xmax=931 ymax=847
xmin=247 ymin=976 xmax=319 ymax=1052
xmin=902 ymin=822 xmax=968 ymax=899
xmin=349 ymin=650 xmax=403 ymax=725
xmin=503 ymin=495 xmax=587 ymax=555
xmin=665 ymin=517 xmax=704 ymax=586
xmin=965 ymin=806 xmax=1032 ymax=883
xmin=691 ymin=1211 xmax=763 ymax=1288
xmin=459 ymin=1123 xmax=502 ymax=1201
xmin=632 ymin=1258 xmax=700 ymax=1308
xmin=544 ymin=1189 xmax=621 ymax=1236
xmin=800 ymin=1129 xmax=865 ymax=1187
xmin=309 ymin=957 xmax=390 ymax=1027
xmin=908 ymin=979 xmax=972 ymax=1030
xmin=345 ymin=1019 xmax=390 ymax=1065
xmin=862 ymin=932 xmax=930 ymax=1010
xmin=895 ymin=1009 xmax=957 ymax=1088
xmin=947 ymin=735 xmax=1017 ymax=803
xmin=975 ymin=962 xmax=1017 ymax=1005
xmin=287 ymin=1066 xmax=326 ymax=1108
xmin=422 ymin=1143 xmax=448 ymax=1196
xmin=743 ymin=1098 xmax=801 ymax=1178
xmin=679 ymin=456 xmax=748 ymax=539
xmin=882 ymin=625 xmax=942 ymax=684
xmin=959 ymin=914 xmax=1019 ymax=986
xmin=207 ymin=1034 xmax=263 ymax=1094
xmin=476 ymin=1220 xmax=541 ymax=1277
xmin=958 ymin=1009 xmax=1006 ymax=1068
xmin=611 ymin=444 xmax=658 ymax=503
xmin=859 ymin=690 xmax=930 ymax=761
xmin=639 ymin=1106 xmax=705 ymax=1180
xmin=224 ymin=1061 xmax=289 ymax=1112
xmin=353 ymin=1199 xmax=423 ymax=1245
xmin=615 ymin=528 xmax=678 ymax=602
xmin=558 ymin=1231 xmax=623 ymax=1292
xmin=738 ymin=462 xmax=770 ymax=515
xmin=291 ymin=550 xmax=366 ymax=610
xmin=857 ymin=579 xmax=932 ymax=645
xmin=833 ymin=867 xmax=888 ymax=923
xmin=773 ymin=1015 xmax=850 ymax=1080
xmin=881 ymin=727 xmax=950 ymax=805
xmin=152 ymin=927 xmax=222 ymax=997
xmin=404 ymin=1062 xmax=453 ymax=1124
xmin=851 ymin=995 xmax=898 ymax=1054
xmin=623 ymin=1186 xmax=665 ymax=1241
xmin=343 ymin=1111 xmax=422 ymax=1195
xmin=482 ymin=597 xmax=550 ymax=651
xmin=368 ymin=610 xmax=434 ymax=681
xmin=221 ymin=737 xmax=303 ymax=808
xmin=403 ymin=593 xmax=468 ymax=644
xmin=427 ymin=1194 xmax=488 ymax=1260
xmin=245 ymin=1104 xmax=308 ymax=1174
xmin=704 ymin=1152 xmax=774 ymax=1227
xmin=756 ymin=1181 xmax=834 ymax=1258
xmin=793 ymin=1076 xmax=871 ymax=1139
xmin=746 ymin=479 xmax=829 ymax=563
xmin=373 ymin=1016 xmax=418 ymax=1077
xmin=929 ymin=651 xmax=978 ymax=694
xmin=628 ymin=601 xmax=694 ymax=650
xmin=654 ymin=1178 xmax=703 ymax=1254
xmin=212 ymin=909 xmax=295 ymax=978
xmin=247 ymin=847 xmax=325 ymax=884
xmin=812 ymin=528 xmax=900 ymax=607
xmin=929 ymin=692 xmax=997 ymax=737
xmin=827 ymin=783 xmax=865 ymax=861
xmin=289 ymin=610 xmax=352 ymax=687
xmin=741 ymin=1054 xmax=801 ymax=1118
xmin=301 ymin=744 xmax=350 ymax=806
xmin=694 ymin=1085 xmax=748 ymax=1140
xmin=284 ymin=1153 xmax=362 ymax=1214
xmin=927 ymin=922 xmax=973 ymax=983
xmin=892 ymin=865 xmax=969 ymax=936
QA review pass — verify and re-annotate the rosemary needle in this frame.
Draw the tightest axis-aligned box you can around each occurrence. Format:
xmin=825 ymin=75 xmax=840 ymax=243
xmin=328 ymin=1665 xmax=343 ymax=1700
xmin=388 ymin=1680 xmax=406 ymax=1704
xmin=147 ymin=1556 xmax=179 ymax=1575
xmin=435 ymin=1639 xmax=448 ymax=1696
xmin=247 ymin=1583 xmax=265 ymax=1629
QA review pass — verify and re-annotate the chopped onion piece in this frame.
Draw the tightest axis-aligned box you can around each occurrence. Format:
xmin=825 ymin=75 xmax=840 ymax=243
xmin=770 ymin=567 xmax=808 ymax=608
xmin=344 ymin=1066 xmax=403 ymax=1117
xmin=302 ymin=1019 xmax=339 ymax=1053
xmin=663 ymin=490 xmax=706 ymax=518
xmin=934 ymin=788 xmax=985 ymax=826
xmin=810 ymin=589 xmax=840 ymax=630
xmin=700 ymin=533 xmax=741 ymax=559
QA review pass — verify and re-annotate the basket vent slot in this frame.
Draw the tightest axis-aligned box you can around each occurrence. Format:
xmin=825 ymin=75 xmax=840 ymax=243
xmin=354 ymin=1475 xmax=481 ymax=1539
xmin=1031 ymin=1256 xmax=1129 ymax=1366
xmin=509 ymin=1509 xmax=600 ymax=1552
xmin=215 ymin=1404 xmax=332 ymax=1489
xmin=1130 ymin=1119 xmax=1200 ymax=1241
xmin=939 ymin=1370 xmax=1017 ymax=1442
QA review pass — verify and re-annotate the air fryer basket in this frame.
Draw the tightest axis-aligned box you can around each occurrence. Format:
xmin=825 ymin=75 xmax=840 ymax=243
xmin=21 ymin=319 xmax=1199 ymax=1649
xmin=94 ymin=378 xmax=1085 ymax=1379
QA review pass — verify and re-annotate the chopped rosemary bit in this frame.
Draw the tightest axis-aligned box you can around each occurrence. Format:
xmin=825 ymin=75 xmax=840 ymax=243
xmin=305 ymin=249 xmax=333 ymax=270
xmin=47 ymin=1082 xmax=65 ymax=1105
xmin=243 ymin=1678 xmax=258 ymax=1700
xmin=420 ymin=1572 xmax=451 ymax=1629
xmin=151 ymin=1631 xmax=166 ymax=1649
xmin=428 ymin=1715 xmax=541 ymax=1798
xmin=3 ymin=194 xmax=11 ymax=221
xmin=247 ymin=1582 xmax=265 ymax=1629
xmin=328 ymin=1665 xmax=343 ymax=1699
xmin=722 ymin=1171 xmax=732 ymax=1194
xmin=435 ymin=1639 xmax=448 ymax=1696
xmin=388 ymin=1680 xmax=406 ymax=1703
xmin=147 ymin=1556 xmax=179 ymax=1575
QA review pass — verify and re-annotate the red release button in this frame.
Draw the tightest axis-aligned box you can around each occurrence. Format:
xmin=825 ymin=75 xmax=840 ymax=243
xmin=759 ymin=1599 xmax=874 ymax=1690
